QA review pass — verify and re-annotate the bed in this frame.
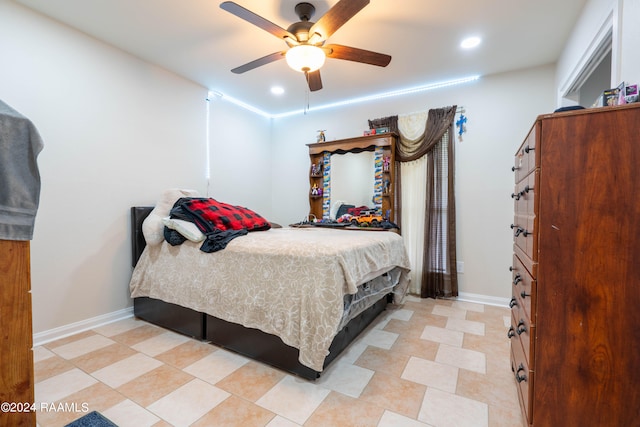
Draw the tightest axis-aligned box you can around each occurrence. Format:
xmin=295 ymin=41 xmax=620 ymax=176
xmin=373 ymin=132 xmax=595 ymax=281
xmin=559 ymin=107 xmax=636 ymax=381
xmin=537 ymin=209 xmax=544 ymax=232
xmin=129 ymin=197 xmax=410 ymax=380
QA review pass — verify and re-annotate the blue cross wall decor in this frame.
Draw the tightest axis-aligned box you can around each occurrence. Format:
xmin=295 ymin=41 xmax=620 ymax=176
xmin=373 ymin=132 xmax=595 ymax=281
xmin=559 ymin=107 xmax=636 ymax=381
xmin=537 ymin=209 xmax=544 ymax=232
xmin=456 ymin=114 xmax=467 ymax=141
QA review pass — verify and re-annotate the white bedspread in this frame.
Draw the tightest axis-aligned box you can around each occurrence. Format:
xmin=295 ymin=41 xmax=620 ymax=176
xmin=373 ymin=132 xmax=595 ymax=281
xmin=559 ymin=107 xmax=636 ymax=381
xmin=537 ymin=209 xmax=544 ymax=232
xmin=129 ymin=227 xmax=410 ymax=371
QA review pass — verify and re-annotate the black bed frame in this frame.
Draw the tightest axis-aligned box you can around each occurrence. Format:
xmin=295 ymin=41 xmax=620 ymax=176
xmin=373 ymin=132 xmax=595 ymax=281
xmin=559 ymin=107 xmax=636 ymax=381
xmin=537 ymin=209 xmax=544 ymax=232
xmin=130 ymin=206 xmax=390 ymax=379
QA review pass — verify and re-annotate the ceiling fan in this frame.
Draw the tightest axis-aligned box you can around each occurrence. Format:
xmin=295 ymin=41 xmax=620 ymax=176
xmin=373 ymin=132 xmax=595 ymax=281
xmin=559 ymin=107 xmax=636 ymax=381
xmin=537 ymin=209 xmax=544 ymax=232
xmin=220 ymin=0 xmax=392 ymax=92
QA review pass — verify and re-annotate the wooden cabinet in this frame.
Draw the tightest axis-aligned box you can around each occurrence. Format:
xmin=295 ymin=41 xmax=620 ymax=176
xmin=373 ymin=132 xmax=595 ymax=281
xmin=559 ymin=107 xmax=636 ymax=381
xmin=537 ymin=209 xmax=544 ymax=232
xmin=0 ymin=240 xmax=35 ymax=427
xmin=306 ymin=133 xmax=397 ymax=222
xmin=508 ymin=104 xmax=640 ymax=426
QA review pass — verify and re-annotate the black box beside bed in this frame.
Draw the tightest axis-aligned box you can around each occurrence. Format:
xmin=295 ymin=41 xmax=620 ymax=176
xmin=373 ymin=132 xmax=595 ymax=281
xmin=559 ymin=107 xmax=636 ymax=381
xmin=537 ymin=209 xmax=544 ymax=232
xmin=129 ymin=206 xmax=405 ymax=380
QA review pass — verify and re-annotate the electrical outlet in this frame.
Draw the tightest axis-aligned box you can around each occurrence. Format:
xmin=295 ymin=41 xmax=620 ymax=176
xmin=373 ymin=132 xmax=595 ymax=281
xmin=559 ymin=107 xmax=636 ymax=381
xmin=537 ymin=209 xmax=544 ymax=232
xmin=457 ymin=261 xmax=464 ymax=273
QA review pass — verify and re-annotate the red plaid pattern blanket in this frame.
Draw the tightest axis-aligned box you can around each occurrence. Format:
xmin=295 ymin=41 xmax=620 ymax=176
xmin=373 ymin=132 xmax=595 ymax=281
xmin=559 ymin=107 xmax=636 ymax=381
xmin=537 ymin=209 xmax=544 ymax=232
xmin=176 ymin=198 xmax=271 ymax=233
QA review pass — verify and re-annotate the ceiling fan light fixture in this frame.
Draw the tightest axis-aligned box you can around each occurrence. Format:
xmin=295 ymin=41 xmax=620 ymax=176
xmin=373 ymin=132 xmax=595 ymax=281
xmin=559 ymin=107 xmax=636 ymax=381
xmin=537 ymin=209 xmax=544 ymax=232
xmin=285 ymin=45 xmax=326 ymax=73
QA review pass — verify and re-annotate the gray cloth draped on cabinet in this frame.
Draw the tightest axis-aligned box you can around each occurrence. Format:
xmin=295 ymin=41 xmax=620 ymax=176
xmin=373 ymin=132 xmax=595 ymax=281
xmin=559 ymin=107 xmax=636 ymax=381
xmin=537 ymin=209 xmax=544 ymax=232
xmin=0 ymin=100 xmax=44 ymax=240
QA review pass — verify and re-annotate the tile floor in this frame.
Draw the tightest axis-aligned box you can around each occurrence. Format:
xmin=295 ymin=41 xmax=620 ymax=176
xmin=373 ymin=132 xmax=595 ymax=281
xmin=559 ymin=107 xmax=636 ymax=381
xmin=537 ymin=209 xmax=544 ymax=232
xmin=34 ymin=296 xmax=526 ymax=427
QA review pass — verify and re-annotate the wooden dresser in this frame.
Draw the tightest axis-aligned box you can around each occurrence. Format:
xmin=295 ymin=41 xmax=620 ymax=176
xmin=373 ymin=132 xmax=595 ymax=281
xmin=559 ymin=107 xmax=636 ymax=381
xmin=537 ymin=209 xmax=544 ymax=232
xmin=508 ymin=103 xmax=640 ymax=426
xmin=0 ymin=240 xmax=35 ymax=427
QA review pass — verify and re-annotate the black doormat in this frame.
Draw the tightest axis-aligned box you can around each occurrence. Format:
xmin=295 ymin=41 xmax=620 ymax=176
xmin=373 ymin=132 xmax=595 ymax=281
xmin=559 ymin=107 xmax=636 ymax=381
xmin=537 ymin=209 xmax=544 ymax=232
xmin=64 ymin=411 xmax=118 ymax=427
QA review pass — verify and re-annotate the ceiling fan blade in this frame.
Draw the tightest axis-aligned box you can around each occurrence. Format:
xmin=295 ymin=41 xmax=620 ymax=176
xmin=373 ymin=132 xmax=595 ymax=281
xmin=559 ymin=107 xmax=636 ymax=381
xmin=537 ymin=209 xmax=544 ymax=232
xmin=220 ymin=1 xmax=295 ymax=40
xmin=309 ymin=0 xmax=369 ymax=40
xmin=231 ymin=51 xmax=286 ymax=74
xmin=324 ymin=44 xmax=391 ymax=67
xmin=306 ymin=70 xmax=323 ymax=91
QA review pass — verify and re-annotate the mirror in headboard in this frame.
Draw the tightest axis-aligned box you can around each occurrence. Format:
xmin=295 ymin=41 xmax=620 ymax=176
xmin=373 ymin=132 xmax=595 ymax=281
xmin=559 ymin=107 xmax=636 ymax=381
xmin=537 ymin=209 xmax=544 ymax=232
xmin=306 ymin=133 xmax=398 ymax=223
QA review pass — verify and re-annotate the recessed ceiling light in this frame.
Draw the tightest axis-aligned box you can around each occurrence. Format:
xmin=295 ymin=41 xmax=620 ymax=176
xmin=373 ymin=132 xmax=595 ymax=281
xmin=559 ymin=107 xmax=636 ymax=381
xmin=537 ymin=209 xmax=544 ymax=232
xmin=270 ymin=86 xmax=285 ymax=95
xmin=460 ymin=36 xmax=481 ymax=49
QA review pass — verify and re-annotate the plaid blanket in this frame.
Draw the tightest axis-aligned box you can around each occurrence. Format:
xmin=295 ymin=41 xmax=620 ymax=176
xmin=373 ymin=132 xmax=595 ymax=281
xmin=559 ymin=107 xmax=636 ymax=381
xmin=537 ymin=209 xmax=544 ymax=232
xmin=171 ymin=197 xmax=271 ymax=234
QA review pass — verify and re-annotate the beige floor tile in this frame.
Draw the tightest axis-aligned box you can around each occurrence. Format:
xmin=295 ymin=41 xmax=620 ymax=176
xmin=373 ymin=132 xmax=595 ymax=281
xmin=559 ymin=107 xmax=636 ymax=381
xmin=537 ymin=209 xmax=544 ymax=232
xmin=71 ymin=342 xmax=138 ymax=373
xmin=34 ymin=354 xmax=74 ymax=383
xmin=154 ymin=339 xmax=217 ymax=369
xmin=378 ymin=410 xmax=434 ymax=427
xmin=110 ymin=323 xmax=166 ymax=347
xmin=355 ymin=345 xmax=410 ymax=378
xmin=305 ymin=391 xmax=385 ymax=427
xmin=360 ymin=372 xmax=427 ymax=419
xmin=147 ymin=379 xmax=230 ymax=426
xmin=489 ymin=403 xmax=527 ymax=427
xmin=117 ymin=364 xmax=194 ymax=407
xmin=420 ymin=325 xmax=464 ymax=347
xmin=431 ymin=304 xmax=467 ymax=319
xmin=316 ymin=358 xmax=375 ymax=398
xmin=255 ymin=375 xmax=330 ymax=425
xmin=93 ymin=317 xmax=146 ymax=337
xmin=33 ymin=346 xmax=55 ymax=363
xmin=419 ymin=387 xmax=489 ymax=427
xmin=265 ymin=415 xmax=302 ymax=427
xmin=183 ymin=348 xmax=249 ymax=385
xmin=49 ymin=334 xmax=116 ymax=359
xmin=35 ymin=367 xmax=98 ymax=405
xmin=91 ymin=353 xmax=163 ymax=389
xmin=452 ymin=300 xmax=485 ymax=313
xmin=215 ymin=360 xmax=286 ymax=402
xmin=358 ymin=327 xmax=399 ymax=350
xmin=445 ymin=317 xmax=486 ymax=336
xmin=131 ymin=330 xmax=191 ymax=356
xmin=338 ymin=339 xmax=370 ymax=364
xmin=31 ymin=298 xmax=523 ymax=427
xmin=36 ymin=381 xmax=125 ymax=427
xmin=435 ymin=344 xmax=486 ymax=374
xmin=42 ymin=330 xmax=97 ymax=350
xmin=103 ymin=398 xmax=161 ymax=427
xmin=391 ymin=335 xmax=439 ymax=361
xmin=456 ymin=367 xmax=520 ymax=411
xmin=191 ymin=395 xmax=276 ymax=427
xmin=383 ymin=318 xmax=423 ymax=339
xmin=401 ymin=357 xmax=458 ymax=394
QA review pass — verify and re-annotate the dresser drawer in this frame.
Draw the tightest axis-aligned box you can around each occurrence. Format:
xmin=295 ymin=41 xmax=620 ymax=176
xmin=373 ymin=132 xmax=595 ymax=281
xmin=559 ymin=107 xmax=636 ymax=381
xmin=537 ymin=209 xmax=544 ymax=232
xmin=513 ymin=244 xmax=537 ymax=279
xmin=511 ymin=254 xmax=536 ymax=325
xmin=514 ymin=123 xmax=538 ymax=182
xmin=513 ymin=170 xmax=538 ymax=216
xmin=510 ymin=297 xmax=535 ymax=366
xmin=512 ymin=214 xmax=538 ymax=261
xmin=510 ymin=336 xmax=533 ymax=426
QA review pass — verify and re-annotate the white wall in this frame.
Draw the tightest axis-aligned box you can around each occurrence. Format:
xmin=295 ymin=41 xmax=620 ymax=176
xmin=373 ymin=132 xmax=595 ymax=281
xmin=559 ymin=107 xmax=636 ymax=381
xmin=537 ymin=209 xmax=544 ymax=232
xmin=271 ymin=65 xmax=556 ymax=301
xmin=0 ymin=1 xmax=207 ymax=334
xmin=208 ymin=98 xmax=273 ymax=218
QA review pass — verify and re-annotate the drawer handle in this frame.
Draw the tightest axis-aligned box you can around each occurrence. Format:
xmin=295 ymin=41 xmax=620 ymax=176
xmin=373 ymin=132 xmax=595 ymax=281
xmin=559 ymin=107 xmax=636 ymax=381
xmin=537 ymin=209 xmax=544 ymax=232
xmin=514 ymin=227 xmax=524 ymax=237
xmin=509 ymin=297 xmax=518 ymax=308
xmin=517 ymin=319 xmax=527 ymax=335
xmin=515 ymin=364 xmax=528 ymax=383
xmin=513 ymin=274 xmax=522 ymax=286
xmin=511 ymin=192 xmax=521 ymax=200
xmin=518 ymin=185 xmax=534 ymax=198
xmin=511 ymin=166 xmax=520 ymax=172
xmin=524 ymin=145 xmax=535 ymax=153
xmin=507 ymin=326 xmax=516 ymax=339
xmin=509 ymin=266 xmax=515 ymax=272
xmin=521 ymin=291 xmax=531 ymax=299
xmin=522 ymin=229 xmax=532 ymax=237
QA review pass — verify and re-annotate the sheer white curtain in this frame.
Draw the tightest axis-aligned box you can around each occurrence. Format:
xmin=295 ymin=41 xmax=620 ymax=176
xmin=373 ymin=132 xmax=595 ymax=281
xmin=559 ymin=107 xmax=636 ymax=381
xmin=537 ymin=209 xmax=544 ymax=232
xmin=398 ymin=111 xmax=428 ymax=294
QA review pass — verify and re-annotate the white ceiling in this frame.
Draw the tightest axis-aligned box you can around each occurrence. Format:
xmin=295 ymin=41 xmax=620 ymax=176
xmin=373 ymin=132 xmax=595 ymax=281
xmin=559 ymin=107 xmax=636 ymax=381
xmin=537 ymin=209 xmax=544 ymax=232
xmin=14 ymin=0 xmax=587 ymax=115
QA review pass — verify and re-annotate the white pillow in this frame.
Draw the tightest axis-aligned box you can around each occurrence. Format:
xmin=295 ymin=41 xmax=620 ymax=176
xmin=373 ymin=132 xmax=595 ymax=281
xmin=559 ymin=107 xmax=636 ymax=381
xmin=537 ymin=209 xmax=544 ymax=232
xmin=142 ymin=188 xmax=200 ymax=245
xmin=162 ymin=217 xmax=205 ymax=242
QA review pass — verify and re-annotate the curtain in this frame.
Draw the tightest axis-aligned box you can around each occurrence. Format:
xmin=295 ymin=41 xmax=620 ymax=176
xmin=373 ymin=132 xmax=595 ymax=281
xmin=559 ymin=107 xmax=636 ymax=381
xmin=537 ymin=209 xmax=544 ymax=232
xmin=369 ymin=106 xmax=458 ymax=298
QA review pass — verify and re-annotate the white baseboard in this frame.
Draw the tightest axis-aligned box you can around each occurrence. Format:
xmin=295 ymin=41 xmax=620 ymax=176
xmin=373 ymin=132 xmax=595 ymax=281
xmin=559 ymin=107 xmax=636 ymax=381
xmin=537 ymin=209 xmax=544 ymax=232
xmin=456 ymin=292 xmax=510 ymax=307
xmin=33 ymin=307 xmax=134 ymax=347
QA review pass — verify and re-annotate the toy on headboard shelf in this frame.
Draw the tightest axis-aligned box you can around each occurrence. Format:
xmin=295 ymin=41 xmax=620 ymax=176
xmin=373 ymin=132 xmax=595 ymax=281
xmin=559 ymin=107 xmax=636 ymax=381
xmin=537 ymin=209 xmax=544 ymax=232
xmin=316 ymin=130 xmax=326 ymax=142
